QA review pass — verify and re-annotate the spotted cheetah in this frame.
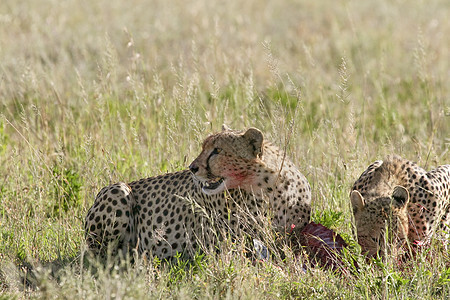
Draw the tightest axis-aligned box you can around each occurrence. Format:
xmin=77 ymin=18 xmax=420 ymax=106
xmin=350 ymin=155 xmax=450 ymax=257
xmin=84 ymin=126 xmax=311 ymax=259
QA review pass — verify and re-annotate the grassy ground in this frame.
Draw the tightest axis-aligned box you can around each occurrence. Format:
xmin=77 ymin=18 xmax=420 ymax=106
xmin=1 ymin=0 xmax=449 ymax=298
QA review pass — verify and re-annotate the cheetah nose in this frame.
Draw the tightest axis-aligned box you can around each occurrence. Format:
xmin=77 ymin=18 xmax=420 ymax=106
xmin=189 ymin=163 xmax=199 ymax=174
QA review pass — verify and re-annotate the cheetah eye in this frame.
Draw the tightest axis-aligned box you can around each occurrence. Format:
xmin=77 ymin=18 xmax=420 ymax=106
xmin=211 ymin=148 xmax=222 ymax=155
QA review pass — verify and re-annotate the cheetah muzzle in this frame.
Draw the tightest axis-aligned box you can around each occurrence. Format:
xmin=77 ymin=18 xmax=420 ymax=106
xmin=201 ymin=177 xmax=225 ymax=194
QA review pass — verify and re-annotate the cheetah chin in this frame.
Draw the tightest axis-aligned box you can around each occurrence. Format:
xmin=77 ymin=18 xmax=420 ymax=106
xmin=202 ymin=177 xmax=225 ymax=195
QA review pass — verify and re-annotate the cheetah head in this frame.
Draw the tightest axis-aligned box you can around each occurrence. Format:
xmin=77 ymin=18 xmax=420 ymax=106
xmin=351 ymin=185 xmax=410 ymax=258
xmin=189 ymin=126 xmax=265 ymax=195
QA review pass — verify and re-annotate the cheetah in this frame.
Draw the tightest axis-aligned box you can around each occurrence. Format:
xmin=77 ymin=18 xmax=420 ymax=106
xmin=350 ymin=155 xmax=450 ymax=257
xmin=84 ymin=126 xmax=311 ymax=259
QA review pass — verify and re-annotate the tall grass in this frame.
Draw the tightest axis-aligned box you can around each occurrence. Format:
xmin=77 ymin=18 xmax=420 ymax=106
xmin=1 ymin=0 xmax=449 ymax=298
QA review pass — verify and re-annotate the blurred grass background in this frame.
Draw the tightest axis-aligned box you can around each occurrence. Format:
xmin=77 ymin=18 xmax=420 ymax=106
xmin=0 ymin=0 xmax=449 ymax=298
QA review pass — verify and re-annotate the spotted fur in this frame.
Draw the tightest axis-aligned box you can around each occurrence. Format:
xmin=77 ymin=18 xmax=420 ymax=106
xmin=84 ymin=127 xmax=311 ymax=259
xmin=351 ymin=155 xmax=450 ymax=257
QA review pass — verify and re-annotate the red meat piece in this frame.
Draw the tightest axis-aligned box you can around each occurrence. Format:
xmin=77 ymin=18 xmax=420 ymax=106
xmin=298 ymin=222 xmax=349 ymax=273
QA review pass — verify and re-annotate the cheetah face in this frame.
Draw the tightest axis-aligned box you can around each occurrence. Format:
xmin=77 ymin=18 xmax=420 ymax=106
xmin=351 ymin=186 xmax=410 ymax=258
xmin=189 ymin=127 xmax=264 ymax=195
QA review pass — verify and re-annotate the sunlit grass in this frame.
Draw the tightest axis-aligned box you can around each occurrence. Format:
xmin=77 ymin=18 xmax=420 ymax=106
xmin=1 ymin=0 xmax=449 ymax=298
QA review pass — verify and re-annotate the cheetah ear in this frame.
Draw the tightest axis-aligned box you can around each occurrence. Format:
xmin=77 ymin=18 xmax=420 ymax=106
xmin=243 ymin=127 xmax=263 ymax=159
xmin=222 ymin=124 xmax=232 ymax=131
xmin=350 ymin=190 xmax=365 ymax=215
xmin=391 ymin=186 xmax=409 ymax=208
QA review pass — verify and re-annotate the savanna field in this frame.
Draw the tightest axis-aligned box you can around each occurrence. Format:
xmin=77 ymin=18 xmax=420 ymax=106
xmin=0 ymin=0 xmax=449 ymax=298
